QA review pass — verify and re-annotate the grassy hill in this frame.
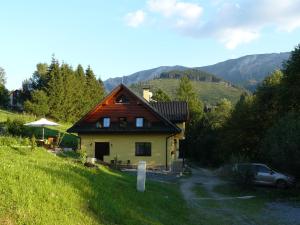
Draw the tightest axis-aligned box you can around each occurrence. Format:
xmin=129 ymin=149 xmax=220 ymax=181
xmin=0 ymin=141 xmax=188 ymax=225
xmin=131 ymin=78 xmax=245 ymax=104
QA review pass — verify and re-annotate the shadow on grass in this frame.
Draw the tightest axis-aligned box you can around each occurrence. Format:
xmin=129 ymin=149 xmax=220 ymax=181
xmin=33 ymin=161 xmax=186 ymax=225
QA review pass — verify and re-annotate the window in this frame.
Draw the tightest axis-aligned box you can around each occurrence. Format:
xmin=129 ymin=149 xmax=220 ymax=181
xmin=116 ymin=95 xmax=129 ymax=104
xmin=256 ymin=165 xmax=270 ymax=173
xmin=135 ymin=142 xmax=151 ymax=156
xmin=119 ymin=117 xmax=127 ymax=128
xmin=96 ymin=117 xmax=110 ymax=128
xmin=103 ymin=117 xmax=110 ymax=128
xmin=136 ymin=118 xmax=144 ymax=127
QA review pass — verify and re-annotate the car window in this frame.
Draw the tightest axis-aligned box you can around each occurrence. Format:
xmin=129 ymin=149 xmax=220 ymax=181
xmin=256 ymin=165 xmax=270 ymax=173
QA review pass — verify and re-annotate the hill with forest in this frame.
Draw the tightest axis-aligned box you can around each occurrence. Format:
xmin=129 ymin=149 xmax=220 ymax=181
xmin=130 ymin=80 xmax=244 ymax=105
xmin=104 ymin=52 xmax=290 ymax=91
xmin=104 ymin=65 xmax=187 ymax=91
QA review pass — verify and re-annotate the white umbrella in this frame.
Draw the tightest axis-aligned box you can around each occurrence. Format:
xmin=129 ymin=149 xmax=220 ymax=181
xmin=24 ymin=118 xmax=60 ymax=140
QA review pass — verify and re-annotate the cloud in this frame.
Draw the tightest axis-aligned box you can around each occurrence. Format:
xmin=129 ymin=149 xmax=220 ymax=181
xmin=147 ymin=0 xmax=203 ymax=28
xmin=125 ymin=0 xmax=300 ymax=49
xmin=124 ymin=10 xmax=146 ymax=28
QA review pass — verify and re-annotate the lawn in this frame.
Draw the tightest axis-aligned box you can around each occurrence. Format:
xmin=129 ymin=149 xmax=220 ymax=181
xmin=0 ymin=143 xmax=189 ymax=225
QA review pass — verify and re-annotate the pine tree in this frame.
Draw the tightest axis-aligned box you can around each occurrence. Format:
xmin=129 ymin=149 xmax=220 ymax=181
xmin=152 ymin=88 xmax=171 ymax=101
xmin=176 ymin=76 xmax=203 ymax=120
xmin=85 ymin=66 xmax=105 ymax=111
xmin=0 ymin=67 xmax=9 ymax=107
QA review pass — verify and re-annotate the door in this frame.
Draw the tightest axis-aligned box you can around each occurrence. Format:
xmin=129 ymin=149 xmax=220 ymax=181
xmin=95 ymin=142 xmax=110 ymax=161
xmin=178 ymin=140 xmax=186 ymax=159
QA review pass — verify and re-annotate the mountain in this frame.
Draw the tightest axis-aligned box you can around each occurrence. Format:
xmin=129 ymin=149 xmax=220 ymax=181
xmin=103 ymin=52 xmax=290 ymax=91
xmin=104 ymin=65 xmax=187 ymax=91
xmin=198 ymin=52 xmax=290 ymax=90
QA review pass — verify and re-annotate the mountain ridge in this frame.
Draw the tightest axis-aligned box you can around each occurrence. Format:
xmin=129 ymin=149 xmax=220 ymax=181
xmin=103 ymin=52 xmax=290 ymax=91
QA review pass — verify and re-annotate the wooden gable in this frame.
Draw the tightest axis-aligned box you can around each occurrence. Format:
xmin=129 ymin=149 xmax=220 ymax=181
xmin=67 ymin=84 xmax=181 ymax=134
xmin=84 ymin=86 xmax=160 ymax=123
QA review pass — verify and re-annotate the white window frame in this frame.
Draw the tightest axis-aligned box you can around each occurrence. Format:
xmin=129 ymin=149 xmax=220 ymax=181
xmin=136 ymin=117 xmax=144 ymax=128
xmin=103 ymin=117 xmax=110 ymax=128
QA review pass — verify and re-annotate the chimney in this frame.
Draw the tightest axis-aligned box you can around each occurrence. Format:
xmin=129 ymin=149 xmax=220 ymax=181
xmin=142 ymin=86 xmax=152 ymax=102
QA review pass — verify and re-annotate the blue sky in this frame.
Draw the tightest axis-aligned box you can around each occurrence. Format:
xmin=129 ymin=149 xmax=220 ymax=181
xmin=1 ymin=0 xmax=300 ymax=90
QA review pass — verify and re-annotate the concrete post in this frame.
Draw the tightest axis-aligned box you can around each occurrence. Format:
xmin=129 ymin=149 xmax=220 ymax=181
xmin=137 ymin=161 xmax=146 ymax=192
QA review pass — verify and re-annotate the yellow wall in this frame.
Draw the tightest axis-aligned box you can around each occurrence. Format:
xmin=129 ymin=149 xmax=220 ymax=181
xmin=80 ymin=133 xmax=176 ymax=168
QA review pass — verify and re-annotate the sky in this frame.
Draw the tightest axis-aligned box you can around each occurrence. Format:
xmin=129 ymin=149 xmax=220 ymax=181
xmin=1 ymin=0 xmax=300 ymax=90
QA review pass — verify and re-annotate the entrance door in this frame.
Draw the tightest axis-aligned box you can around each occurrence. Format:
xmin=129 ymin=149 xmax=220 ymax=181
xmin=95 ymin=142 xmax=110 ymax=161
xmin=178 ymin=140 xmax=186 ymax=159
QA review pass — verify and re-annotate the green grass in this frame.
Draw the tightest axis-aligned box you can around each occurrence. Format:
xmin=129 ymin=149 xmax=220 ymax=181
xmin=0 ymin=109 xmax=79 ymax=149
xmin=131 ymin=79 xmax=245 ymax=104
xmin=0 ymin=144 xmax=189 ymax=225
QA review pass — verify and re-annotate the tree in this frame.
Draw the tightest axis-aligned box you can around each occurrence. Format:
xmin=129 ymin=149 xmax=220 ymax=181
xmin=176 ymin=76 xmax=203 ymax=120
xmin=30 ymin=63 xmax=49 ymax=90
xmin=85 ymin=66 xmax=105 ymax=111
xmin=24 ymin=90 xmax=49 ymax=116
xmin=0 ymin=67 xmax=9 ymax=107
xmin=0 ymin=67 xmax=6 ymax=86
xmin=282 ymin=44 xmax=300 ymax=112
xmin=152 ymin=88 xmax=171 ymax=101
xmin=207 ymin=98 xmax=233 ymax=129
xmin=261 ymin=113 xmax=300 ymax=178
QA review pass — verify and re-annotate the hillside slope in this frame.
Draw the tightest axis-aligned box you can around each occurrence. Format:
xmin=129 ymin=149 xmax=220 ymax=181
xmin=0 ymin=143 xmax=188 ymax=225
xmin=130 ymin=78 xmax=245 ymax=104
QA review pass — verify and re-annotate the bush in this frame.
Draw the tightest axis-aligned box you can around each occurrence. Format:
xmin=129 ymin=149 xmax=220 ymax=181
xmin=31 ymin=134 xmax=37 ymax=151
xmin=77 ymin=148 xmax=87 ymax=164
xmin=6 ymin=118 xmax=28 ymax=136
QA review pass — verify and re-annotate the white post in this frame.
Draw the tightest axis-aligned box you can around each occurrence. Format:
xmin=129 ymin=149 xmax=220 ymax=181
xmin=137 ymin=161 xmax=146 ymax=192
xmin=42 ymin=127 xmax=45 ymax=140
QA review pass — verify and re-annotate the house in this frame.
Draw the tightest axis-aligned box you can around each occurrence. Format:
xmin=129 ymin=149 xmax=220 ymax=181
xmin=9 ymin=90 xmax=23 ymax=110
xmin=67 ymin=84 xmax=188 ymax=170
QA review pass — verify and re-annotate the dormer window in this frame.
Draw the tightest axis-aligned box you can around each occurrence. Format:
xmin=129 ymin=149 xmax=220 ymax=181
xmin=103 ymin=117 xmax=110 ymax=127
xmin=136 ymin=117 xmax=144 ymax=128
xmin=116 ymin=95 xmax=129 ymax=104
xmin=119 ymin=117 xmax=127 ymax=128
xmin=96 ymin=117 xmax=110 ymax=128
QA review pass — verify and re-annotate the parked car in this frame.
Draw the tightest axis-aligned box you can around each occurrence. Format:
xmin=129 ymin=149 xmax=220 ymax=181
xmin=232 ymin=163 xmax=295 ymax=188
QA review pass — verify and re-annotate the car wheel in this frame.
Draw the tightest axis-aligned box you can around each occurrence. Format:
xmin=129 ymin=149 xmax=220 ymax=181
xmin=276 ymin=180 xmax=287 ymax=189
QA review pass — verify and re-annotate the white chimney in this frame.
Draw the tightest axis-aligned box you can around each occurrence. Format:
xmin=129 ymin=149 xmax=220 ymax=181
xmin=142 ymin=87 xmax=152 ymax=102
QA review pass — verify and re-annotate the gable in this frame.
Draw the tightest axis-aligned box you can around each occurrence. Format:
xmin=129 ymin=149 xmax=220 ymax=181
xmin=67 ymin=84 xmax=181 ymax=134
xmin=84 ymin=87 xmax=160 ymax=123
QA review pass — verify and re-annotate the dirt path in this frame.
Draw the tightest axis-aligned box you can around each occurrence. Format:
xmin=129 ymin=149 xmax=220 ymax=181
xmin=180 ymin=167 xmax=260 ymax=225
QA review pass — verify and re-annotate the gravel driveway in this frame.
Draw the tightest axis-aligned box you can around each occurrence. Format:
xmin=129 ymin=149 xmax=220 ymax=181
xmin=179 ymin=167 xmax=300 ymax=225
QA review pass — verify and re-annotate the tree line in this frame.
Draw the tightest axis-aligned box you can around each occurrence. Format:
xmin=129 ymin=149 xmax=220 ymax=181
xmin=20 ymin=57 xmax=106 ymax=122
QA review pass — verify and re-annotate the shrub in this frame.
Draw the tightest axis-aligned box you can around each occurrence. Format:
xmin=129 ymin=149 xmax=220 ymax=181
xmin=77 ymin=148 xmax=87 ymax=164
xmin=6 ymin=118 xmax=27 ymax=136
xmin=31 ymin=134 xmax=37 ymax=151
